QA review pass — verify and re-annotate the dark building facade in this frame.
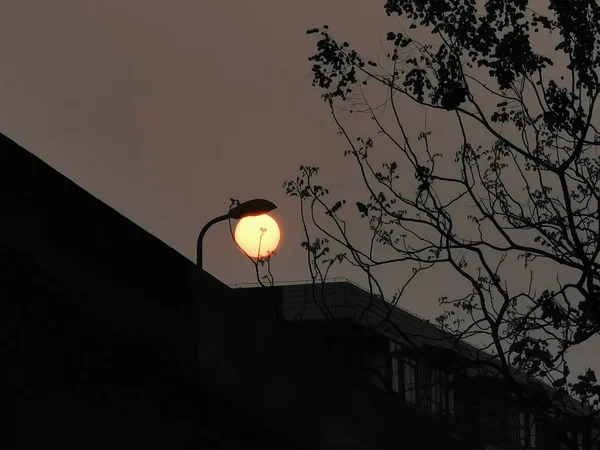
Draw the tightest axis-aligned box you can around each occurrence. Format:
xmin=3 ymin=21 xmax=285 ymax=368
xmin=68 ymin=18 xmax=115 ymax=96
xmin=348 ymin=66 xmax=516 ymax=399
xmin=5 ymin=132 xmax=465 ymax=449
xmin=240 ymin=281 xmax=600 ymax=450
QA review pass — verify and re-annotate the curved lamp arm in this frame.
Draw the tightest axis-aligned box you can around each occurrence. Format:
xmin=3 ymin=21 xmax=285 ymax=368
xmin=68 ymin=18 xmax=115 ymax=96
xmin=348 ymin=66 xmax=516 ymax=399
xmin=196 ymin=213 xmax=230 ymax=269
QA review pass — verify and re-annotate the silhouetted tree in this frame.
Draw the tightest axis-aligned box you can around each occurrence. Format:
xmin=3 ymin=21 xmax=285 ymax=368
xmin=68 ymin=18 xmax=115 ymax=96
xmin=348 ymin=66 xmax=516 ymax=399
xmin=285 ymin=1 xmax=600 ymax=448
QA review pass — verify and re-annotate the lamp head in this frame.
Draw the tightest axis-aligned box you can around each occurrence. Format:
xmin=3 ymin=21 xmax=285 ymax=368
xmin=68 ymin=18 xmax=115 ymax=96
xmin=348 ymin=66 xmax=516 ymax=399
xmin=228 ymin=198 xmax=277 ymax=220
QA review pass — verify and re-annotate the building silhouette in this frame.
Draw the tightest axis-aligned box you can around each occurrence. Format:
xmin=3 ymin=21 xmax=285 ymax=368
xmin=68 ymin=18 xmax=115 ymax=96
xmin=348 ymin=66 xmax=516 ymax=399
xmin=4 ymin=132 xmax=461 ymax=449
xmin=2 ymin=132 xmax=297 ymax=449
xmin=239 ymin=281 xmax=600 ymax=450
xmin=4 ymin=131 xmax=598 ymax=449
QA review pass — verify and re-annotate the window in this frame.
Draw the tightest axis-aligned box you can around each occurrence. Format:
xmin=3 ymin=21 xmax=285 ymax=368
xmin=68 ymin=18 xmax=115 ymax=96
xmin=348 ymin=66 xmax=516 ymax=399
xmin=428 ymin=369 xmax=455 ymax=418
xmin=368 ymin=353 xmax=388 ymax=390
xmin=391 ymin=356 xmax=399 ymax=393
xmin=529 ymin=414 xmax=536 ymax=449
xmin=448 ymin=373 xmax=455 ymax=415
xmin=519 ymin=413 xmax=527 ymax=448
xmin=388 ymin=341 xmax=418 ymax=404
xmin=418 ymin=362 xmax=430 ymax=409
xmin=430 ymin=368 xmax=441 ymax=413
xmin=507 ymin=411 xmax=520 ymax=444
xmin=389 ymin=341 xmax=401 ymax=393
xmin=591 ymin=430 xmax=600 ymax=450
xmin=404 ymin=358 xmax=417 ymax=404
xmin=505 ymin=411 xmax=537 ymax=449
xmin=563 ymin=432 xmax=583 ymax=450
xmin=575 ymin=433 xmax=583 ymax=450
xmin=387 ymin=341 xmax=455 ymax=418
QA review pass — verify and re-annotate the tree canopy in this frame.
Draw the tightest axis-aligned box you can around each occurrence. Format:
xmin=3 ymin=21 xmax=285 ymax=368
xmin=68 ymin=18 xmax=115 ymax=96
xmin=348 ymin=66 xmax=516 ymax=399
xmin=285 ymin=1 xmax=600 ymax=447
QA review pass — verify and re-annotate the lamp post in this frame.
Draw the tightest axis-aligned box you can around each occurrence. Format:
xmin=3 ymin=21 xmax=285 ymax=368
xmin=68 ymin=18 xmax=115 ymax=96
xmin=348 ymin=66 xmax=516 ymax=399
xmin=196 ymin=198 xmax=277 ymax=269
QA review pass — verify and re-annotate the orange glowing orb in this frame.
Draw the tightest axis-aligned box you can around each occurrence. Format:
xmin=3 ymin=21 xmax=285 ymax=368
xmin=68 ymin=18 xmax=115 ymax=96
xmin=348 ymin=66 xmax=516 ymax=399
xmin=234 ymin=213 xmax=281 ymax=258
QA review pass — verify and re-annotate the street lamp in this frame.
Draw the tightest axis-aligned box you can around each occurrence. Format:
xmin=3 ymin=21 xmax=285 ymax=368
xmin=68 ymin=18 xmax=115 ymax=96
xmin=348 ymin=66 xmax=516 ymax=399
xmin=196 ymin=198 xmax=277 ymax=269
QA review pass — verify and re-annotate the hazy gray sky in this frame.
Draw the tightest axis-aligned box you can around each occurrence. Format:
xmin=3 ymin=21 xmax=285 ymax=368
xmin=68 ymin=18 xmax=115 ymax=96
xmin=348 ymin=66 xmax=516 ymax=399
xmin=0 ymin=0 xmax=390 ymax=284
xmin=1 ymin=1 xmax=598 ymax=375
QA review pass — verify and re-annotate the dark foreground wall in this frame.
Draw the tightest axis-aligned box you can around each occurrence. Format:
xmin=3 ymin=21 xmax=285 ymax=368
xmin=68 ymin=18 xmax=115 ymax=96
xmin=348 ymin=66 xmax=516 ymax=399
xmin=1 ymin=133 xmax=294 ymax=449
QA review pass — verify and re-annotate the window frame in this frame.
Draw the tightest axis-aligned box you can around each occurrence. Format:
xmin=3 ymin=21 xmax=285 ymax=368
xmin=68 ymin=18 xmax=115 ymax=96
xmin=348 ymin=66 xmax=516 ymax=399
xmin=387 ymin=341 xmax=456 ymax=419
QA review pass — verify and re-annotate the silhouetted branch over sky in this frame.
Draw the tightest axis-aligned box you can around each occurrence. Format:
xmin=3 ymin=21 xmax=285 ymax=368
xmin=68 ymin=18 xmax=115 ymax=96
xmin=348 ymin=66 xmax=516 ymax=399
xmin=289 ymin=1 xmax=600 ymax=448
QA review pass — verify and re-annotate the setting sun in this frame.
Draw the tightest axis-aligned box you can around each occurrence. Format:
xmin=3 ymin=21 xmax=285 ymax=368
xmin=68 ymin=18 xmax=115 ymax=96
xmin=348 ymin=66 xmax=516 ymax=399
xmin=234 ymin=214 xmax=281 ymax=259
